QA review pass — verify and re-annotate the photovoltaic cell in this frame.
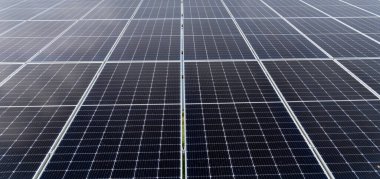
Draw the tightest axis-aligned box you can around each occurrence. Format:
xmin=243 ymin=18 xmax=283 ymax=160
xmin=0 ymin=106 xmax=74 ymax=179
xmin=184 ymin=6 xmax=230 ymax=18
xmin=141 ymin=0 xmax=180 ymax=7
xmin=311 ymin=5 xmax=375 ymax=17
xmin=340 ymin=59 xmax=380 ymax=94
xmin=270 ymin=6 xmax=328 ymax=18
xmin=227 ymin=6 xmax=279 ymax=18
xmin=33 ymin=37 xmax=117 ymax=61
xmin=63 ymin=20 xmax=127 ymax=37
xmin=124 ymin=19 xmax=180 ymax=36
xmin=237 ymin=19 xmax=299 ymax=35
xmin=264 ymin=60 xmax=377 ymax=101
xmin=110 ymin=20 xmax=181 ymax=61
xmin=41 ymin=105 xmax=181 ymax=179
xmin=288 ymin=18 xmax=356 ymax=34
xmin=0 ymin=8 xmax=44 ymax=20
xmin=355 ymin=5 xmax=380 ymax=15
xmin=247 ymin=35 xmax=328 ymax=59
xmin=184 ymin=19 xmax=240 ymax=36
xmin=84 ymin=7 xmax=135 ymax=19
xmin=301 ymin=0 xmax=346 ymax=6
xmin=263 ymin=0 xmax=309 ymax=7
xmin=185 ymin=61 xmax=280 ymax=103
xmin=0 ymin=21 xmax=22 ymax=34
xmin=368 ymin=33 xmax=380 ymax=41
xmin=185 ymin=0 xmax=224 ymax=7
xmin=290 ymin=101 xmax=380 ymax=178
xmin=0 ymin=64 xmax=20 ymax=82
xmin=134 ymin=7 xmax=181 ymax=18
xmin=224 ymin=0 xmax=266 ymax=7
xmin=32 ymin=8 xmax=92 ymax=20
xmin=339 ymin=18 xmax=380 ymax=33
xmin=184 ymin=35 xmax=254 ymax=60
xmin=110 ymin=36 xmax=180 ymax=61
xmin=308 ymin=34 xmax=380 ymax=57
xmin=54 ymin=0 xmax=101 ymax=9
xmin=12 ymin=0 xmax=60 ymax=8
xmin=0 ymin=63 xmax=99 ymax=106
xmin=84 ymin=63 xmax=180 ymax=105
xmin=2 ymin=21 xmax=74 ymax=38
xmin=342 ymin=0 xmax=380 ymax=6
xmin=97 ymin=0 xmax=141 ymax=8
xmin=0 ymin=37 xmax=53 ymax=62
xmin=186 ymin=103 xmax=327 ymax=178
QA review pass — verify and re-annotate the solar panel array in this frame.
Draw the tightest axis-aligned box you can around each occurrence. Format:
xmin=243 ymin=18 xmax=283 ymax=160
xmin=0 ymin=0 xmax=379 ymax=179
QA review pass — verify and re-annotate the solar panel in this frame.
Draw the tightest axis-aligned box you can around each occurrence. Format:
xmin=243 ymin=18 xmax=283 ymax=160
xmin=227 ymin=6 xmax=279 ymax=18
xmin=32 ymin=8 xmax=92 ymax=20
xmin=288 ymin=18 xmax=380 ymax=57
xmin=0 ymin=37 xmax=53 ymax=62
xmin=308 ymin=34 xmax=380 ymax=57
xmin=0 ymin=64 xmax=20 ymax=82
xmin=289 ymin=101 xmax=380 ymax=178
xmin=84 ymin=7 xmax=135 ymax=19
xmin=0 ymin=21 xmax=22 ymax=34
xmin=186 ymin=102 xmax=327 ymax=178
xmin=340 ymin=59 xmax=380 ymax=94
xmin=339 ymin=18 xmax=380 ymax=34
xmin=0 ymin=8 xmax=47 ymax=20
xmin=264 ymin=60 xmax=378 ymax=101
xmin=0 ymin=64 xmax=99 ymax=106
xmin=84 ymin=63 xmax=180 ymax=105
xmin=185 ymin=19 xmax=240 ymax=36
xmin=33 ymin=37 xmax=117 ymax=62
xmin=1 ymin=21 xmax=74 ymax=37
xmin=185 ymin=61 xmax=280 ymax=103
xmin=2 ymin=0 xmax=380 ymax=178
xmin=309 ymin=5 xmax=376 ymax=17
xmin=0 ymin=106 xmax=75 ymax=179
xmin=41 ymin=104 xmax=181 ymax=178
xmin=63 ymin=20 xmax=127 ymax=37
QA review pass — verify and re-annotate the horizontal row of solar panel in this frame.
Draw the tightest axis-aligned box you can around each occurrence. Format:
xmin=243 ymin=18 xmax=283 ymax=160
xmin=1 ymin=60 xmax=379 ymax=106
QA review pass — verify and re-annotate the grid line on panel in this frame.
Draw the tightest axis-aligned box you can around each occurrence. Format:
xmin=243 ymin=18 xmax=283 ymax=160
xmin=221 ymin=0 xmax=334 ymax=177
xmin=298 ymin=0 xmax=380 ymax=45
xmin=0 ymin=0 xmax=107 ymax=88
xmin=32 ymin=0 xmax=145 ymax=178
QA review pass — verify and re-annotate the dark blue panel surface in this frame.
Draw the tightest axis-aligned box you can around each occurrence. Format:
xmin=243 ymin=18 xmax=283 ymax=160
xmin=265 ymin=60 xmax=377 ymax=101
xmin=187 ymin=103 xmax=327 ymax=178
xmin=41 ymin=105 xmax=181 ymax=179
xmin=290 ymin=101 xmax=380 ymax=178
xmin=185 ymin=61 xmax=280 ymax=103
xmin=0 ymin=106 xmax=74 ymax=179
xmin=85 ymin=63 xmax=180 ymax=105
xmin=0 ymin=64 xmax=99 ymax=106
